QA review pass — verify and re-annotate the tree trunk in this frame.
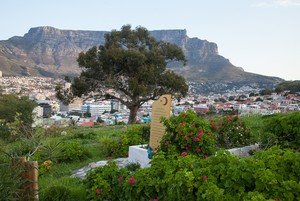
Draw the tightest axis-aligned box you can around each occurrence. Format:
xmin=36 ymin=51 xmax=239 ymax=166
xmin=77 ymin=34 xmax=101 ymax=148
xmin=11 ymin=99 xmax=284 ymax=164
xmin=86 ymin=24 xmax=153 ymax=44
xmin=128 ymin=105 xmax=139 ymax=124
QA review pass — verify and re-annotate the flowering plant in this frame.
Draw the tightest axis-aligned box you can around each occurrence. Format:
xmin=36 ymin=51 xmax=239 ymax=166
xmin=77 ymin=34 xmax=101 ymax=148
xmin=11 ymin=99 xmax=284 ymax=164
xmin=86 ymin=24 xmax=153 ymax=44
xmin=210 ymin=115 xmax=253 ymax=149
xmin=160 ymin=110 xmax=216 ymax=157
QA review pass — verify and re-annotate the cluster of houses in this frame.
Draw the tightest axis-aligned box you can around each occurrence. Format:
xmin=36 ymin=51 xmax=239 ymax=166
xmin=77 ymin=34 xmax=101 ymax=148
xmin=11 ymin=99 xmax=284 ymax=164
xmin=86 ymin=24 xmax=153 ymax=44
xmin=1 ymin=76 xmax=299 ymax=128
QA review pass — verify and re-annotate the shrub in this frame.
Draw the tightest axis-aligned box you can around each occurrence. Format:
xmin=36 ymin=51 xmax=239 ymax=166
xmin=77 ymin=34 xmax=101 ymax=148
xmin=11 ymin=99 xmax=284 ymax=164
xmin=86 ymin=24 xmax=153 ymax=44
xmin=211 ymin=115 xmax=254 ymax=149
xmin=101 ymin=125 xmax=150 ymax=158
xmin=85 ymin=160 xmax=130 ymax=201
xmin=160 ymin=110 xmax=216 ymax=157
xmin=61 ymin=140 xmax=91 ymax=162
xmin=260 ymin=112 xmax=300 ymax=150
xmin=85 ymin=146 xmax=300 ymax=200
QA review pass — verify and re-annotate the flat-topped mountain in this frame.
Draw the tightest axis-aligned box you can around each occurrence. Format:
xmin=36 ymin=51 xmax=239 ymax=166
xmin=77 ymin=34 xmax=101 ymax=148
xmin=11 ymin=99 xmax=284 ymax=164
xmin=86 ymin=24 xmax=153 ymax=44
xmin=0 ymin=26 xmax=283 ymax=86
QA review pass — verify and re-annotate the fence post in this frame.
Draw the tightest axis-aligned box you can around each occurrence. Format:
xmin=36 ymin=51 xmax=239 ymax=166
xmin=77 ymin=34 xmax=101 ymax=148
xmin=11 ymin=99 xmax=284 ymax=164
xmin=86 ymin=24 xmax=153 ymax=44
xmin=12 ymin=157 xmax=39 ymax=201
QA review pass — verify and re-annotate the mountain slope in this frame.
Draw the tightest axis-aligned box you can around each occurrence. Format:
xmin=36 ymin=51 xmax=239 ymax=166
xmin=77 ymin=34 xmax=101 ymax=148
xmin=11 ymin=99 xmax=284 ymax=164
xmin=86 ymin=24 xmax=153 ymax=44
xmin=0 ymin=26 xmax=283 ymax=85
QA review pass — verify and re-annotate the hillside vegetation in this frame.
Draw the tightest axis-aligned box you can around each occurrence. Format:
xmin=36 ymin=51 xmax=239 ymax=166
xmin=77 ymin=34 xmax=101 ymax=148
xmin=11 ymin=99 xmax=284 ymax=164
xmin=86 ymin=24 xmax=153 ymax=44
xmin=0 ymin=112 xmax=299 ymax=200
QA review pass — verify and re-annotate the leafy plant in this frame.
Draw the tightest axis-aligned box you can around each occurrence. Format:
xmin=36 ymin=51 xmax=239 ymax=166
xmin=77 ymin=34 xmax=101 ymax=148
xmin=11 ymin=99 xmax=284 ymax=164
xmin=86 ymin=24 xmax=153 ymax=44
xmin=160 ymin=110 xmax=216 ymax=157
xmin=260 ymin=112 xmax=300 ymax=150
xmin=211 ymin=115 xmax=254 ymax=149
xmin=61 ymin=140 xmax=91 ymax=162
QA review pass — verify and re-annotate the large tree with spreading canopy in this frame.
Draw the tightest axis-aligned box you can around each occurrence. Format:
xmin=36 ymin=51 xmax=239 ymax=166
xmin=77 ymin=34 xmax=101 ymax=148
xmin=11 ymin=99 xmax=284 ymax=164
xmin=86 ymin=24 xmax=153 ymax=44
xmin=58 ymin=25 xmax=188 ymax=123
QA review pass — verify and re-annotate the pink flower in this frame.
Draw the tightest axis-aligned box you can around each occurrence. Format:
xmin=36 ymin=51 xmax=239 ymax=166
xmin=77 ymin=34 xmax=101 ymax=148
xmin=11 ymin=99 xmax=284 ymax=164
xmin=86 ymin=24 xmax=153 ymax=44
xmin=194 ymin=137 xmax=199 ymax=142
xmin=181 ymin=152 xmax=187 ymax=156
xmin=197 ymin=148 xmax=201 ymax=153
xmin=181 ymin=122 xmax=186 ymax=126
xmin=184 ymin=135 xmax=188 ymax=140
xmin=118 ymin=176 xmax=123 ymax=181
xmin=185 ymin=146 xmax=189 ymax=150
xmin=129 ymin=177 xmax=135 ymax=183
xmin=203 ymin=175 xmax=208 ymax=181
xmin=207 ymin=133 xmax=211 ymax=136
xmin=183 ymin=113 xmax=187 ymax=117
xmin=204 ymin=155 xmax=208 ymax=159
xmin=178 ymin=131 xmax=182 ymax=135
xmin=95 ymin=189 xmax=102 ymax=195
xmin=198 ymin=129 xmax=203 ymax=133
xmin=192 ymin=124 xmax=195 ymax=127
xmin=189 ymin=133 xmax=193 ymax=137
xmin=198 ymin=133 xmax=203 ymax=138
xmin=153 ymin=199 xmax=159 ymax=201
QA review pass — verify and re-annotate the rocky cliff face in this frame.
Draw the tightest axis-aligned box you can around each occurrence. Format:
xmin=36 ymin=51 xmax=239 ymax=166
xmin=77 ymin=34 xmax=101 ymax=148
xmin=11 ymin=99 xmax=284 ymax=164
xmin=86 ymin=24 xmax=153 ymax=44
xmin=0 ymin=26 xmax=283 ymax=86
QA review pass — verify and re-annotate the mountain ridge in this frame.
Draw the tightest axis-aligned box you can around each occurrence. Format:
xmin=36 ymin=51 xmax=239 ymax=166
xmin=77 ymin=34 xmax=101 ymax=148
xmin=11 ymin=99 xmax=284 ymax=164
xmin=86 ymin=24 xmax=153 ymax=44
xmin=0 ymin=26 xmax=283 ymax=86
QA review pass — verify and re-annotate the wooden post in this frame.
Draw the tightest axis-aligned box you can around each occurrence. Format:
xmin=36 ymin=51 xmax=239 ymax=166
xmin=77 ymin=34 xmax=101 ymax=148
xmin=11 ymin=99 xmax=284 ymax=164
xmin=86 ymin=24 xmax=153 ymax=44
xmin=25 ymin=161 xmax=39 ymax=201
xmin=12 ymin=157 xmax=39 ymax=201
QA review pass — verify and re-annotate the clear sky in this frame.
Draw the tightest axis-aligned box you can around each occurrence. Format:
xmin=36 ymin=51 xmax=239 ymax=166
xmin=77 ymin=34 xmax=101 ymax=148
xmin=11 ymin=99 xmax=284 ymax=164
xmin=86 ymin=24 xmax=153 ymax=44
xmin=1 ymin=0 xmax=299 ymax=81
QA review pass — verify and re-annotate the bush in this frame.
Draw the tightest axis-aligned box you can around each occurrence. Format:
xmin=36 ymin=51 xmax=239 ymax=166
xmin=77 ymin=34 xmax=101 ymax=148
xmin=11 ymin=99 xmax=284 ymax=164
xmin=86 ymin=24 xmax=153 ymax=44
xmin=101 ymin=125 xmax=150 ymax=158
xmin=211 ymin=115 xmax=254 ymax=149
xmin=85 ymin=160 xmax=130 ymax=201
xmin=84 ymin=146 xmax=300 ymax=200
xmin=42 ymin=185 xmax=72 ymax=201
xmin=61 ymin=140 xmax=91 ymax=162
xmin=160 ymin=110 xmax=216 ymax=157
xmin=260 ymin=112 xmax=300 ymax=150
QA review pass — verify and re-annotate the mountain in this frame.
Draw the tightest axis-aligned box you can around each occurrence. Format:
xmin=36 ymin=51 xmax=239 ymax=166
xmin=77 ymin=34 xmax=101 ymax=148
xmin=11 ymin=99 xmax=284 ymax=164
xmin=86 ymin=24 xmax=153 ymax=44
xmin=0 ymin=26 xmax=283 ymax=86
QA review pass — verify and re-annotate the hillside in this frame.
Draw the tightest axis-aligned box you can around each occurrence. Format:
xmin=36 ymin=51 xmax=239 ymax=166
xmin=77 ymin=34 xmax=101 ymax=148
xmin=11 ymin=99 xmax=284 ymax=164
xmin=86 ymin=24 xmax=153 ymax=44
xmin=0 ymin=26 xmax=283 ymax=86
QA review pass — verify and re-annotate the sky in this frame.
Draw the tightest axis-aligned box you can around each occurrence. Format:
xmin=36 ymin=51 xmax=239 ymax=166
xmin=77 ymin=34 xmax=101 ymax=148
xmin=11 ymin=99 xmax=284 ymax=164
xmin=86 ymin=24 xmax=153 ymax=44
xmin=1 ymin=0 xmax=299 ymax=81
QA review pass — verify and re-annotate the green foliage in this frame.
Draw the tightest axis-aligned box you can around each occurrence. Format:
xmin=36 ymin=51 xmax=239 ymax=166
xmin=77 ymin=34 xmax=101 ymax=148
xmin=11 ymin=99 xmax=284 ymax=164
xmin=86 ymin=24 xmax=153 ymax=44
xmin=275 ymin=80 xmax=300 ymax=93
xmin=0 ymin=94 xmax=36 ymax=141
xmin=85 ymin=160 xmax=131 ymax=201
xmin=85 ymin=146 xmax=300 ymax=201
xmin=260 ymin=112 xmax=300 ymax=150
xmin=101 ymin=125 xmax=150 ymax=157
xmin=65 ymin=24 xmax=188 ymax=123
xmin=42 ymin=185 xmax=72 ymax=201
xmin=160 ymin=110 xmax=216 ymax=157
xmin=61 ymin=140 xmax=91 ymax=162
xmin=0 ymin=160 xmax=24 ymax=200
xmin=211 ymin=115 xmax=254 ymax=149
xmin=37 ymin=139 xmax=65 ymax=163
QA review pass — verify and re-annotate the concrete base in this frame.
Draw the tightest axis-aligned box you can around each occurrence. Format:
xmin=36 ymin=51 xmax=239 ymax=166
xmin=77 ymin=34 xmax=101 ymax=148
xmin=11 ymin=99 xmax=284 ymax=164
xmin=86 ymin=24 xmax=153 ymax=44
xmin=128 ymin=145 xmax=151 ymax=168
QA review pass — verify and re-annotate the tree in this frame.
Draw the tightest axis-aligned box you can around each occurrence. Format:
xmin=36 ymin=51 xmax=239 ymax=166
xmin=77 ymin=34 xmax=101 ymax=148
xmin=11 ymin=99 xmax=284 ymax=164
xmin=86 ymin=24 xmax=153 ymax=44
xmin=0 ymin=94 xmax=37 ymax=140
xmin=58 ymin=25 xmax=188 ymax=123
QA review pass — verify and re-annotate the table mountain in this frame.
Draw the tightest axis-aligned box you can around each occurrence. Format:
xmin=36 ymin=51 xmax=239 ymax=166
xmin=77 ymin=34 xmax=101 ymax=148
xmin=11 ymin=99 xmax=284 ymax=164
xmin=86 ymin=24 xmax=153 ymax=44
xmin=0 ymin=26 xmax=283 ymax=86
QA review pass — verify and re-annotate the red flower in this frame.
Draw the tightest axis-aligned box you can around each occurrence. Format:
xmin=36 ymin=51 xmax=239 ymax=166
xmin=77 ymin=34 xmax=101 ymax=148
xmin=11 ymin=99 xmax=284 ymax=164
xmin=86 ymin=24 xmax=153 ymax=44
xmin=129 ymin=177 xmax=135 ymax=183
xmin=207 ymin=133 xmax=211 ymax=136
xmin=194 ymin=137 xmax=199 ymax=142
xmin=181 ymin=122 xmax=186 ymax=126
xmin=178 ymin=131 xmax=182 ymax=135
xmin=118 ymin=176 xmax=123 ymax=181
xmin=184 ymin=135 xmax=188 ymax=140
xmin=198 ymin=133 xmax=203 ymax=138
xmin=189 ymin=133 xmax=193 ymax=137
xmin=197 ymin=148 xmax=201 ymax=153
xmin=153 ymin=199 xmax=158 ymax=201
xmin=95 ymin=189 xmax=102 ymax=195
xmin=192 ymin=124 xmax=195 ymax=127
xmin=183 ymin=113 xmax=187 ymax=117
xmin=204 ymin=155 xmax=208 ymax=159
xmin=185 ymin=146 xmax=189 ymax=150
xmin=181 ymin=152 xmax=187 ymax=156
xmin=203 ymin=175 xmax=208 ymax=181
xmin=198 ymin=129 xmax=203 ymax=133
